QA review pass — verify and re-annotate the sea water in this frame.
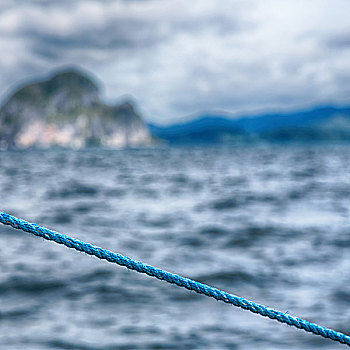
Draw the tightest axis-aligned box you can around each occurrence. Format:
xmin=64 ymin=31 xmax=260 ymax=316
xmin=0 ymin=144 xmax=349 ymax=349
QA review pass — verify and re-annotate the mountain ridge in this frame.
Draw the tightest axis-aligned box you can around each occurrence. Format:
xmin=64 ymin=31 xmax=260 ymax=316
xmin=149 ymin=105 xmax=350 ymax=143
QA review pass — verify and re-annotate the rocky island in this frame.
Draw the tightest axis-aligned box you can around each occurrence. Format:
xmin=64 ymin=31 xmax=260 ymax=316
xmin=0 ymin=69 xmax=151 ymax=149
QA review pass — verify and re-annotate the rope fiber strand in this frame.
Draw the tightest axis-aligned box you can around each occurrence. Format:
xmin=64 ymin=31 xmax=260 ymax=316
xmin=1 ymin=211 xmax=349 ymax=347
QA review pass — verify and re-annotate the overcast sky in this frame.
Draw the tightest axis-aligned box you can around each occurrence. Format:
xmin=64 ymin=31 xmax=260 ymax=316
xmin=0 ymin=0 xmax=349 ymax=123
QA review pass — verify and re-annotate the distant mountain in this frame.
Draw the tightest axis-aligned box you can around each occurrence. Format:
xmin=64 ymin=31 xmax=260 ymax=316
xmin=150 ymin=105 xmax=350 ymax=143
xmin=149 ymin=116 xmax=245 ymax=144
xmin=0 ymin=68 xmax=151 ymax=149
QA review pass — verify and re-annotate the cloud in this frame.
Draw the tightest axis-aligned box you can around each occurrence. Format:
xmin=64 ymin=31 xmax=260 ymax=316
xmin=0 ymin=0 xmax=350 ymax=123
xmin=325 ymin=31 xmax=350 ymax=49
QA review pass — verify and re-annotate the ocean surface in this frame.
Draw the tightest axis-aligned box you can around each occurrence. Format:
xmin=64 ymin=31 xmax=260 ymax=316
xmin=0 ymin=145 xmax=349 ymax=350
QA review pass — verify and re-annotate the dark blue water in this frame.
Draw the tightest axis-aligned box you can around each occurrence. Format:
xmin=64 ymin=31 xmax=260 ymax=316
xmin=0 ymin=145 xmax=349 ymax=349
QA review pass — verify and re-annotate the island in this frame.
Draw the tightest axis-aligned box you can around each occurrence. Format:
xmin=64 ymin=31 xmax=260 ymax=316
xmin=0 ymin=68 xmax=151 ymax=149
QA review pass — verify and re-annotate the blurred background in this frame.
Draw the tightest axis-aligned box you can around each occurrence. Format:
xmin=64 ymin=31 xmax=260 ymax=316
xmin=0 ymin=1 xmax=350 ymax=349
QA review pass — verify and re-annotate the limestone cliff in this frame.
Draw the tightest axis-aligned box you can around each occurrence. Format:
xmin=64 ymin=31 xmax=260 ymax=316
xmin=0 ymin=69 xmax=151 ymax=149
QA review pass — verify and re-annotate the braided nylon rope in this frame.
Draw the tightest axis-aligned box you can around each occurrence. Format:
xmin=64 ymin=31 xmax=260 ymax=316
xmin=1 ymin=211 xmax=349 ymax=346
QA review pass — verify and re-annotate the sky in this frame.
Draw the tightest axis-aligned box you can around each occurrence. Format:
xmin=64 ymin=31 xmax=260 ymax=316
xmin=0 ymin=0 xmax=349 ymax=124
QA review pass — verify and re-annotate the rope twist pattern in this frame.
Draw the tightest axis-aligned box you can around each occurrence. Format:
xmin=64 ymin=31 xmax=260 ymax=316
xmin=1 ymin=211 xmax=349 ymax=346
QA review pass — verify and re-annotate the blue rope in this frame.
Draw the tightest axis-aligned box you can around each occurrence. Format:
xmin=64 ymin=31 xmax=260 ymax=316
xmin=0 ymin=211 xmax=349 ymax=346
